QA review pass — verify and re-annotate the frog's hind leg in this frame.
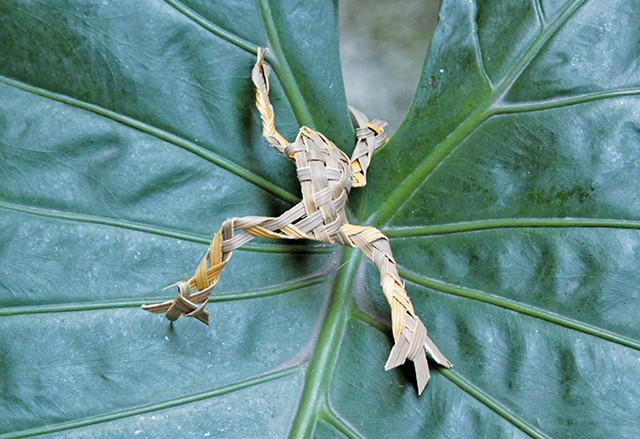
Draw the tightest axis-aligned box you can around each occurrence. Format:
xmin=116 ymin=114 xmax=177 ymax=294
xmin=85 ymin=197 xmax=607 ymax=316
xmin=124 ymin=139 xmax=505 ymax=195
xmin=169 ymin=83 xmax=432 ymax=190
xmin=341 ymin=223 xmax=452 ymax=394
xmin=142 ymin=206 xmax=309 ymax=324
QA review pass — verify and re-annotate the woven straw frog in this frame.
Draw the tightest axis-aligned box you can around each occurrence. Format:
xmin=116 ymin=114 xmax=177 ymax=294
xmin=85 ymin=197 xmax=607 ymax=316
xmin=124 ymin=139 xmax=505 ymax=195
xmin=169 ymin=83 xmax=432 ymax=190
xmin=143 ymin=49 xmax=451 ymax=393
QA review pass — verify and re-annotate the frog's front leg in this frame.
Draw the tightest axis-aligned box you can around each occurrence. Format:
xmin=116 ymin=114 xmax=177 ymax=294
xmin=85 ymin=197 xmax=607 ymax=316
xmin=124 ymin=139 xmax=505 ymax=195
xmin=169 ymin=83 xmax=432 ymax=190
xmin=252 ymin=48 xmax=291 ymax=158
xmin=348 ymin=106 xmax=388 ymax=188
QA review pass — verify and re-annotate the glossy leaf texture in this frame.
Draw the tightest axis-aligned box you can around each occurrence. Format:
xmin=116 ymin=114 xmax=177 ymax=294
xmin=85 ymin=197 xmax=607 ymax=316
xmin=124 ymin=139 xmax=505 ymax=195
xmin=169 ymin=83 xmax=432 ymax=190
xmin=1 ymin=1 xmax=639 ymax=439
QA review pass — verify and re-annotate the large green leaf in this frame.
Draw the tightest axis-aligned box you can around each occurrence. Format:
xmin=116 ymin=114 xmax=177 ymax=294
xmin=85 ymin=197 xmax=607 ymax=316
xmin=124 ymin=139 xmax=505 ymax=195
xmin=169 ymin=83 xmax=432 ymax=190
xmin=1 ymin=0 xmax=639 ymax=438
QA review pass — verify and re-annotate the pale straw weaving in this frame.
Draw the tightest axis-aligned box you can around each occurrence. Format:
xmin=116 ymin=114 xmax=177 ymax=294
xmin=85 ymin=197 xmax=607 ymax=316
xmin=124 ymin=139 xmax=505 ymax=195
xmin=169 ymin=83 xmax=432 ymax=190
xmin=142 ymin=48 xmax=451 ymax=393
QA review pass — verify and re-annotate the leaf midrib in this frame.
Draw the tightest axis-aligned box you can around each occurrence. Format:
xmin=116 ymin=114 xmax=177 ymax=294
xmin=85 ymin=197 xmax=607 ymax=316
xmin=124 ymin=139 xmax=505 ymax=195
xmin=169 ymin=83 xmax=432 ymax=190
xmin=257 ymin=0 xmax=316 ymax=129
xmin=288 ymin=248 xmax=360 ymax=438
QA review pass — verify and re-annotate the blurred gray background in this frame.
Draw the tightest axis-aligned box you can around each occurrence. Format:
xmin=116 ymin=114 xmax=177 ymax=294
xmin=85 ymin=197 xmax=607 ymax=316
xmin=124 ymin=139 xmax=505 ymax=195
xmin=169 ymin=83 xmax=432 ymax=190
xmin=339 ymin=0 xmax=441 ymax=136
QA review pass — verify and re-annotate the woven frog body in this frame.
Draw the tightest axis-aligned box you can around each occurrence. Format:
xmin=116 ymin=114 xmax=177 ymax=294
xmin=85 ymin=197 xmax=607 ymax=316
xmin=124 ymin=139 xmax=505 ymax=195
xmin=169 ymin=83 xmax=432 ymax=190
xmin=143 ymin=48 xmax=451 ymax=393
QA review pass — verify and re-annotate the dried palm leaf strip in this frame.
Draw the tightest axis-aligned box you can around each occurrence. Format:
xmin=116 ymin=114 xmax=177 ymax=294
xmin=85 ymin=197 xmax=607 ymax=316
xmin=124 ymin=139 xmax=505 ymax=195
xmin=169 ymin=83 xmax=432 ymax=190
xmin=142 ymin=48 xmax=451 ymax=394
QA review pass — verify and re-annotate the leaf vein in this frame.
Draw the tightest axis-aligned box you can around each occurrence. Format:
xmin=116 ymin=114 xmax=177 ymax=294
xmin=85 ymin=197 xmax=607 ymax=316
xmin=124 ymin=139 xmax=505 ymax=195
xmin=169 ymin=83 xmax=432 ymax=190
xmin=0 ymin=75 xmax=300 ymax=205
xmin=320 ymin=407 xmax=366 ymax=439
xmin=383 ymin=217 xmax=640 ymax=238
xmin=0 ymin=274 xmax=330 ymax=317
xmin=440 ymin=369 xmax=554 ymax=439
xmin=493 ymin=87 xmax=640 ymax=114
xmin=0 ymin=366 xmax=303 ymax=439
xmin=161 ymin=0 xmax=261 ymax=55
xmin=470 ymin=0 xmax=493 ymax=88
xmin=256 ymin=0 xmax=315 ymax=129
xmin=399 ymin=268 xmax=640 ymax=351
xmin=0 ymin=200 xmax=329 ymax=254
xmin=352 ymin=313 xmax=554 ymax=439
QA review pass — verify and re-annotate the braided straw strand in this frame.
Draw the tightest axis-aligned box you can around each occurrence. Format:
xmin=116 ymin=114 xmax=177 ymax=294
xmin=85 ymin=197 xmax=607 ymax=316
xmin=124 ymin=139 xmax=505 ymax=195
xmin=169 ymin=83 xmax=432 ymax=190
xmin=348 ymin=105 xmax=388 ymax=187
xmin=141 ymin=212 xmax=311 ymax=324
xmin=141 ymin=47 xmax=451 ymax=394
xmin=252 ymin=48 xmax=289 ymax=156
xmin=341 ymin=224 xmax=452 ymax=393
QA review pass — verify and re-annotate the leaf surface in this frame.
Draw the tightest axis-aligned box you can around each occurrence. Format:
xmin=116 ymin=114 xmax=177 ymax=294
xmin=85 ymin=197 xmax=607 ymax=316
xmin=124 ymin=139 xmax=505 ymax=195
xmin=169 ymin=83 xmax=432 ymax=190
xmin=1 ymin=0 xmax=639 ymax=438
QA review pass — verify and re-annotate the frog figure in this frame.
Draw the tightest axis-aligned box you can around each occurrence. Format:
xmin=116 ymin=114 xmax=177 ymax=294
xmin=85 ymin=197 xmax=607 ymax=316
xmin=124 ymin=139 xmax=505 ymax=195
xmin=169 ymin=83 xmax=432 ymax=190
xmin=143 ymin=48 xmax=451 ymax=394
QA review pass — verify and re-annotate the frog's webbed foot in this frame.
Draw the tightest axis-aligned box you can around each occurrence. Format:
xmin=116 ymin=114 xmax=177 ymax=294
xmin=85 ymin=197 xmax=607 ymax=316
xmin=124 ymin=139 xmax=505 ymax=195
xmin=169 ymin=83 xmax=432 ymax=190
xmin=385 ymin=313 xmax=452 ymax=394
xmin=141 ymin=280 xmax=212 ymax=325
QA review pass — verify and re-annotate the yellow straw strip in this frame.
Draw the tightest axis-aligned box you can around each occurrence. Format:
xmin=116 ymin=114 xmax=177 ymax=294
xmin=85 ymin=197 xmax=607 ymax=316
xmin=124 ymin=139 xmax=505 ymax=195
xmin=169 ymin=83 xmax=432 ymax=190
xmin=141 ymin=47 xmax=451 ymax=394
